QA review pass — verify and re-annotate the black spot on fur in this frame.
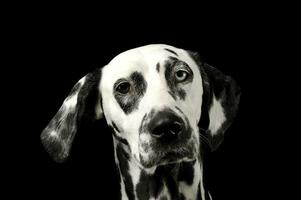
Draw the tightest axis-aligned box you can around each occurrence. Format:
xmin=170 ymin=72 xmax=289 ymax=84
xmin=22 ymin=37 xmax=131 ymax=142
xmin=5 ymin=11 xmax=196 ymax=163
xmin=178 ymin=89 xmax=186 ymax=100
xmin=137 ymin=162 xmax=200 ymax=200
xmin=116 ymin=144 xmax=135 ymax=200
xmin=168 ymin=91 xmax=177 ymax=100
xmin=114 ymin=71 xmax=147 ymax=114
xmin=174 ymin=106 xmax=184 ymax=116
xmin=161 ymin=165 xmax=180 ymax=200
xmin=136 ymin=167 xmax=163 ymax=199
xmin=164 ymin=48 xmax=178 ymax=56
xmin=197 ymin=182 xmax=202 ymax=200
xmin=112 ymin=121 xmax=120 ymax=133
xmin=156 ymin=62 xmax=160 ymax=72
xmin=137 ymin=165 xmax=181 ymax=199
xmin=178 ymin=161 xmax=195 ymax=185
xmin=138 ymin=113 xmax=147 ymax=135
xmin=136 ymin=171 xmax=151 ymax=200
xmin=164 ymin=57 xmax=193 ymax=101
xmin=180 ymin=193 xmax=186 ymax=200
xmin=110 ymin=126 xmax=129 ymax=146
xmin=115 ymin=163 xmax=122 ymax=200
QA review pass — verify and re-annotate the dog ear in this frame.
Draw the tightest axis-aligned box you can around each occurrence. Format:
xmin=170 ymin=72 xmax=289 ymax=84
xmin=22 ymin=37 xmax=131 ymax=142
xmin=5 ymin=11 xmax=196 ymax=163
xmin=40 ymin=68 xmax=103 ymax=162
xmin=189 ymin=52 xmax=241 ymax=151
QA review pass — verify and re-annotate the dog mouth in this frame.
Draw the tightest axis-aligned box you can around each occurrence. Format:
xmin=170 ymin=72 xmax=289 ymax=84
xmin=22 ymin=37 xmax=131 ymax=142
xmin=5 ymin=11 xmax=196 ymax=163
xmin=159 ymin=150 xmax=194 ymax=164
xmin=139 ymin=140 xmax=197 ymax=168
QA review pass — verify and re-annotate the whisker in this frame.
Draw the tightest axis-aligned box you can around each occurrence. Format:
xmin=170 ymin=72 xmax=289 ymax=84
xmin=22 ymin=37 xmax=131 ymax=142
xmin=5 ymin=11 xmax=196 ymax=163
xmin=199 ymin=128 xmax=211 ymax=148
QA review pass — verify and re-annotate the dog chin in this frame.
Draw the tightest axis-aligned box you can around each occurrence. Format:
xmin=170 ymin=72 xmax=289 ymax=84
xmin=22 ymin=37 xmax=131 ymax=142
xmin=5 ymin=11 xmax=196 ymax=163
xmin=157 ymin=153 xmax=196 ymax=167
xmin=140 ymin=147 xmax=197 ymax=169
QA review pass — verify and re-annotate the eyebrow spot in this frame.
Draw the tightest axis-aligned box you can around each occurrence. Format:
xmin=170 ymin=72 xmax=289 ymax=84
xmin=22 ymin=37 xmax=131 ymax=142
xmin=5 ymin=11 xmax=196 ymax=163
xmin=156 ymin=63 xmax=160 ymax=72
xmin=164 ymin=48 xmax=178 ymax=56
xmin=112 ymin=121 xmax=120 ymax=133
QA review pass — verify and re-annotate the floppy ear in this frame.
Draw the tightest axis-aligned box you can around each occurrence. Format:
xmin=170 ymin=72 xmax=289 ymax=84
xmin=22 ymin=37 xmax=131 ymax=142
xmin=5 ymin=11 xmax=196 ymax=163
xmin=40 ymin=68 xmax=103 ymax=162
xmin=189 ymin=52 xmax=241 ymax=151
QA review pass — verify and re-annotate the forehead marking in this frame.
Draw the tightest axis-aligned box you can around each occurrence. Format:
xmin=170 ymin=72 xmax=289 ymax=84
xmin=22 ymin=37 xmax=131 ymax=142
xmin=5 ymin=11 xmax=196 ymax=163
xmin=112 ymin=121 xmax=120 ymax=133
xmin=112 ymin=129 xmax=129 ymax=146
xmin=174 ymin=106 xmax=185 ymax=116
xmin=164 ymin=48 xmax=178 ymax=56
xmin=168 ymin=56 xmax=178 ymax=61
xmin=156 ymin=62 xmax=160 ymax=72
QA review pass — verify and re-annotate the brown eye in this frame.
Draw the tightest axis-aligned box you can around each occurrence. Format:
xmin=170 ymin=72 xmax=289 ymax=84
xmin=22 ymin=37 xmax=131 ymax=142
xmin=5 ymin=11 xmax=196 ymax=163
xmin=116 ymin=82 xmax=131 ymax=94
xmin=175 ymin=70 xmax=189 ymax=82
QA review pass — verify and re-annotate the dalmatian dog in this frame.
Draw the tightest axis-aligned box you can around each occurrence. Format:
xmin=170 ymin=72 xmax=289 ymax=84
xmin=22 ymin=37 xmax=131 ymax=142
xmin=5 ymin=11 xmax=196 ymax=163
xmin=41 ymin=44 xmax=241 ymax=200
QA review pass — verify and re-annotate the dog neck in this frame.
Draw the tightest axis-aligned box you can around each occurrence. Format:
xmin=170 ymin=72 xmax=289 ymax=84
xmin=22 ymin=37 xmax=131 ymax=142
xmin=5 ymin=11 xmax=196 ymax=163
xmin=113 ymin=139 xmax=212 ymax=200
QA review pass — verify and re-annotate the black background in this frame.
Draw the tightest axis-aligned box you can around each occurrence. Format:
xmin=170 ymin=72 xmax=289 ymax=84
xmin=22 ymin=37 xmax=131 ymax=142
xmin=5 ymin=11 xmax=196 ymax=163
xmin=3 ymin=3 xmax=292 ymax=200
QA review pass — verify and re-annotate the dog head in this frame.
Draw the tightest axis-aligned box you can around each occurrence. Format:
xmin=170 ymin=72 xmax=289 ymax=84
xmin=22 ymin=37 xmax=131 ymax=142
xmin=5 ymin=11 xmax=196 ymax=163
xmin=41 ymin=44 xmax=241 ymax=169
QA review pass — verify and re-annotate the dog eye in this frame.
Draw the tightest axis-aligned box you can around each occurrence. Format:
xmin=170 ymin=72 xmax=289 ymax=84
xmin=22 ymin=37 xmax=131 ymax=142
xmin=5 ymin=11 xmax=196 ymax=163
xmin=175 ymin=69 xmax=189 ymax=82
xmin=116 ymin=82 xmax=131 ymax=94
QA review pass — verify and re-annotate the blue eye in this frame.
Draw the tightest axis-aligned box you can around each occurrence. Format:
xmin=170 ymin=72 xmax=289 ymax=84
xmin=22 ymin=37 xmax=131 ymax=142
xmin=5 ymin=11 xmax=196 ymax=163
xmin=175 ymin=69 xmax=189 ymax=82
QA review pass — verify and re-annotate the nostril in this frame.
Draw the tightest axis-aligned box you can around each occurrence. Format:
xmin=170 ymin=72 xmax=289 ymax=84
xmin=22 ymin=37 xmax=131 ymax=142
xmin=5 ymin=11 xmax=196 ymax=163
xmin=170 ymin=121 xmax=183 ymax=135
xmin=151 ymin=125 xmax=168 ymax=138
xmin=151 ymin=120 xmax=184 ymax=139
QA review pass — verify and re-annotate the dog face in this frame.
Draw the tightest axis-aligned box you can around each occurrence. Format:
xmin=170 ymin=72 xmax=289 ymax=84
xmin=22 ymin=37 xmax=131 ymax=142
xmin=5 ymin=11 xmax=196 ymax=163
xmin=100 ymin=45 xmax=203 ymax=167
xmin=101 ymin=45 xmax=203 ymax=168
xmin=41 ymin=44 xmax=240 ymax=169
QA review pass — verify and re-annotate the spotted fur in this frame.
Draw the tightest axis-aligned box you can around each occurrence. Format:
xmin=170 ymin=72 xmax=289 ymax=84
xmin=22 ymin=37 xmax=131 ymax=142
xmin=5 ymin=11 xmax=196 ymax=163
xmin=41 ymin=44 xmax=241 ymax=199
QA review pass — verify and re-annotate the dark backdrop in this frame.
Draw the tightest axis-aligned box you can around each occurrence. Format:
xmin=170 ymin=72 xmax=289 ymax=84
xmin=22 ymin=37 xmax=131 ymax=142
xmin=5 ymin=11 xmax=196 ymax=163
xmin=4 ymin=4 xmax=288 ymax=200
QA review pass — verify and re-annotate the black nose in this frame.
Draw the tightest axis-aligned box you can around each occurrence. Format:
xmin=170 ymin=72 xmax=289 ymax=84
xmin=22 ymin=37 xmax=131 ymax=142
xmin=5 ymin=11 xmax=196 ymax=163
xmin=148 ymin=111 xmax=184 ymax=140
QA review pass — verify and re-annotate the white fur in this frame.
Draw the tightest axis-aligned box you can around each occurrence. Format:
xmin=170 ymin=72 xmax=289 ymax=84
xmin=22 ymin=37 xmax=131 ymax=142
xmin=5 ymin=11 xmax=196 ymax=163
xmin=64 ymin=93 xmax=78 ymax=109
xmin=128 ymin=157 xmax=141 ymax=199
xmin=50 ymin=130 xmax=57 ymax=137
xmin=208 ymin=95 xmax=226 ymax=135
xmin=199 ymin=164 xmax=206 ymax=200
xmin=64 ymin=76 xmax=86 ymax=109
